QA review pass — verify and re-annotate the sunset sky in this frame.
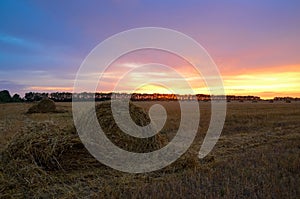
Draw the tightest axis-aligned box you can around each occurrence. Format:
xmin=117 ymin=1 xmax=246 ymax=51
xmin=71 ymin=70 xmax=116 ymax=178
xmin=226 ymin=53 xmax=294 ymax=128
xmin=0 ymin=0 xmax=299 ymax=99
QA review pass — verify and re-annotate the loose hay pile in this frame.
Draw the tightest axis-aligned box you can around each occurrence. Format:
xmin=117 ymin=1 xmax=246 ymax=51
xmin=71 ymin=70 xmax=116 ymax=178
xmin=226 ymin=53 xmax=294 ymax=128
xmin=2 ymin=102 xmax=171 ymax=171
xmin=1 ymin=121 xmax=98 ymax=171
xmin=93 ymin=102 xmax=168 ymax=153
xmin=27 ymin=98 xmax=57 ymax=113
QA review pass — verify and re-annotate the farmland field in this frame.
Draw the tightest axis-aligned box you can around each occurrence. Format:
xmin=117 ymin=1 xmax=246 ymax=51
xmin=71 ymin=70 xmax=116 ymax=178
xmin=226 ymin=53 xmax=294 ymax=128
xmin=0 ymin=101 xmax=299 ymax=198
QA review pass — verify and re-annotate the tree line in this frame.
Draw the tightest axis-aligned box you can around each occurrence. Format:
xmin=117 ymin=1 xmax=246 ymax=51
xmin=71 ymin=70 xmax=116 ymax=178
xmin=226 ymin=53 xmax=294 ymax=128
xmin=0 ymin=90 xmax=22 ymax=103
xmin=1 ymin=89 xmax=299 ymax=103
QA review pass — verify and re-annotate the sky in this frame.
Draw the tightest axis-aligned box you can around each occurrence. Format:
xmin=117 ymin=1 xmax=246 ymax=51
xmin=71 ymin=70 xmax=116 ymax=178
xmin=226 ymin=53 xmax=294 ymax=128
xmin=0 ymin=0 xmax=299 ymax=99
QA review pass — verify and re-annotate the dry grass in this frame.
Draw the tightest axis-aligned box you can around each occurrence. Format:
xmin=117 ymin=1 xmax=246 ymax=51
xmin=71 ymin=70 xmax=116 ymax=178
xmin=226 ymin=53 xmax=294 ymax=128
xmin=0 ymin=101 xmax=299 ymax=198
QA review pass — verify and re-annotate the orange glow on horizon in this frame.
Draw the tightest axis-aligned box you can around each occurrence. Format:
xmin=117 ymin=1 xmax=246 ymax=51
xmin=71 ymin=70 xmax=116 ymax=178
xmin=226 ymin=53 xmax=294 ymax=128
xmin=134 ymin=84 xmax=173 ymax=94
xmin=220 ymin=65 xmax=300 ymax=99
xmin=29 ymin=86 xmax=73 ymax=92
xmin=135 ymin=66 xmax=300 ymax=99
xmin=27 ymin=64 xmax=300 ymax=100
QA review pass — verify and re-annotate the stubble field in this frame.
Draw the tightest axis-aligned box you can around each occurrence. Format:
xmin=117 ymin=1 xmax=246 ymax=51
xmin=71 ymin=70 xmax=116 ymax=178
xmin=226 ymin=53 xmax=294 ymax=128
xmin=0 ymin=101 xmax=299 ymax=198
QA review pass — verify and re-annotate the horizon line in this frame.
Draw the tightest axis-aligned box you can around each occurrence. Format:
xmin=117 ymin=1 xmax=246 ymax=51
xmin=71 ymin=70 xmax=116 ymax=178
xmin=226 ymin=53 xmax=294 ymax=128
xmin=20 ymin=90 xmax=300 ymax=100
xmin=1 ymin=89 xmax=299 ymax=100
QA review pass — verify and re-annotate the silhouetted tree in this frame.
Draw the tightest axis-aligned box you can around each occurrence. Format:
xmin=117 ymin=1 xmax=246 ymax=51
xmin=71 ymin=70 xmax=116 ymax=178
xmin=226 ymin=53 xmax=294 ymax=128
xmin=25 ymin=92 xmax=34 ymax=102
xmin=12 ymin=94 xmax=22 ymax=102
xmin=0 ymin=90 xmax=12 ymax=103
xmin=25 ymin=92 xmax=48 ymax=102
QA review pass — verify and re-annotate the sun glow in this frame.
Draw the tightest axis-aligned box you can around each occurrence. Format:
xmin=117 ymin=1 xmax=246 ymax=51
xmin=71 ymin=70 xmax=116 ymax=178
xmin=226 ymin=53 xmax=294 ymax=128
xmin=222 ymin=69 xmax=300 ymax=99
xmin=134 ymin=84 xmax=174 ymax=94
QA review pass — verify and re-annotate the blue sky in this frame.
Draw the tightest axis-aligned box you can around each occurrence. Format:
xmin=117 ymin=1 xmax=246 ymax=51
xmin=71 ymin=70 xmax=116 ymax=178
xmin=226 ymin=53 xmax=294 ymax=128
xmin=0 ymin=0 xmax=300 ymax=97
